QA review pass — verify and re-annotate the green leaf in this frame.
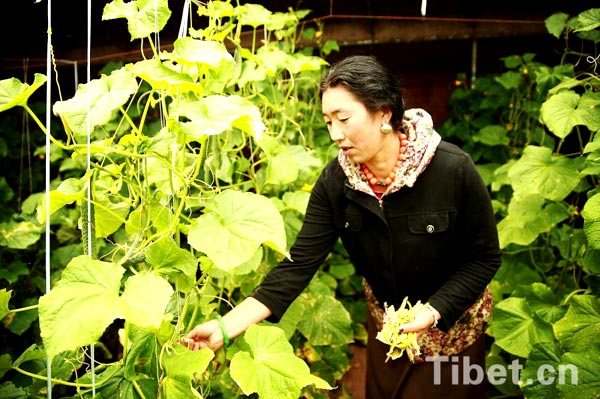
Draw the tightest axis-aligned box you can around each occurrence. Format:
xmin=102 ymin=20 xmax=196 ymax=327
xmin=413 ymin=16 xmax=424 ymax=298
xmin=553 ymin=295 xmax=600 ymax=352
xmin=36 ymin=177 xmax=87 ymax=224
xmin=575 ymin=91 xmax=600 ymax=132
xmin=163 ymin=37 xmax=234 ymax=70
xmin=296 ymin=289 xmax=353 ymax=346
xmin=52 ymin=68 xmax=138 ymax=140
xmin=545 ymin=12 xmax=569 ymax=38
xmin=520 ymin=341 xmax=564 ymax=397
xmin=497 ymin=194 xmax=569 ymax=248
xmin=489 ymin=297 xmax=556 ymax=358
xmin=240 ymin=3 xmax=272 ymax=28
xmin=161 ymin=344 xmax=214 ymax=399
xmin=121 ymin=326 xmax=155 ymax=379
xmin=558 ymin=345 xmax=600 ymax=398
xmin=120 ymin=272 xmax=174 ymax=329
xmin=574 ymin=8 xmax=600 ymax=32
xmin=39 ymin=255 xmax=173 ymax=358
xmin=128 ymin=59 xmax=196 ymax=92
xmin=473 ymin=125 xmax=510 ymax=146
xmin=495 ymin=71 xmax=522 ymax=90
xmin=146 ymin=237 xmax=198 ymax=292
xmin=102 ymin=0 xmax=171 ymax=40
xmin=512 ymin=283 xmax=567 ymax=324
xmin=0 ymin=289 xmax=11 ymax=321
xmin=0 ymin=221 xmax=42 ymax=249
xmin=582 ymin=193 xmax=600 ymax=250
xmin=39 ymin=256 xmax=126 ymax=358
xmin=540 ymin=91 xmax=580 ymax=138
xmin=230 ymin=325 xmax=333 ymax=399
xmin=174 ymin=95 xmax=265 ymax=143
xmin=93 ymin=199 xmax=130 ymax=238
xmin=188 ymin=190 xmax=289 ymax=270
xmin=508 ymin=146 xmax=580 ymax=201
xmin=0 ymin=74 xmax=47 ymax=111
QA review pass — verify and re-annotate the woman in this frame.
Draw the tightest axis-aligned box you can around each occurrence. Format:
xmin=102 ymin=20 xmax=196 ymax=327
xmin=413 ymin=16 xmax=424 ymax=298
xmin=184 ymin=55 xmax=502 ymax=398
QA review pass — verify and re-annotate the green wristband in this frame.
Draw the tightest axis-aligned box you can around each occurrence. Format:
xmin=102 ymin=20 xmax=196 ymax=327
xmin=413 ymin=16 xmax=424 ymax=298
xmin=215 ymin=315 xmax=231 ymax=347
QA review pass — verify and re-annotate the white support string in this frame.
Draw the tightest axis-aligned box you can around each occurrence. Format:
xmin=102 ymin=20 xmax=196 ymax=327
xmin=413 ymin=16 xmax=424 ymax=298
xmin=178 ymin=0 xmax=191 ymax=38
xmin=44 ymin=0 xmax=53 ymax=395
xmin=86 ymin=0 xmax=96 ymax=394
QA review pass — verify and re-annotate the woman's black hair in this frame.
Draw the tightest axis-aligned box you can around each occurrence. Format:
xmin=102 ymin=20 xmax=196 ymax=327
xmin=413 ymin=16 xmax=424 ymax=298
xmin=320 ymin=55 xmax=405 ymax=131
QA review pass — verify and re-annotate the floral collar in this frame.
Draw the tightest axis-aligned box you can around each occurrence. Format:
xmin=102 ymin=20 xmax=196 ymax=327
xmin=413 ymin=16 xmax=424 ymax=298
xmin=338 ymin=108 xmax=441 ymax=198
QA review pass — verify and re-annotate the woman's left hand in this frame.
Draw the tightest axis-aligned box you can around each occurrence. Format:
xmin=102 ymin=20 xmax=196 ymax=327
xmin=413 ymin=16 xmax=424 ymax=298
xmin=398 ymin=305 xmax=440 ymax=335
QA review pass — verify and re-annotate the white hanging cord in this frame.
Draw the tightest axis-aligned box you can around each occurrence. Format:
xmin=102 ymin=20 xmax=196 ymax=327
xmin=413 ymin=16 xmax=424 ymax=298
xmin=178 ymin=0 xmax=191 ymax=38
xmin=44 ymin=0 xmax=53 ymax=395
xmin=85 ymin=0 xmax=96 ymax=394
xmin=55 ymin=60 xmax=79 ymax=91
xmin=471 ymin=39 xmax=478 ymax=89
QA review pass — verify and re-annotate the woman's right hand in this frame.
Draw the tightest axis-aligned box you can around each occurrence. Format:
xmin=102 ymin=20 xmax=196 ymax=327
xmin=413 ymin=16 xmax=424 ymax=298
xmin=182 ymin=319 xmax=224 ymax=352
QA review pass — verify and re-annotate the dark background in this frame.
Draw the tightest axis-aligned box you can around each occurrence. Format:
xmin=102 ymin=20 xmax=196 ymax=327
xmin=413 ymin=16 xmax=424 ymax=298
xmin=1 ymin=0 xmax=597 ymax=123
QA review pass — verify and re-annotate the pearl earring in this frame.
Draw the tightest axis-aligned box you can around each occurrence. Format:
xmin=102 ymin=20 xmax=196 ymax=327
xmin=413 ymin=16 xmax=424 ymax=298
xmin=381 ymin=121 xmax=393 ymax=134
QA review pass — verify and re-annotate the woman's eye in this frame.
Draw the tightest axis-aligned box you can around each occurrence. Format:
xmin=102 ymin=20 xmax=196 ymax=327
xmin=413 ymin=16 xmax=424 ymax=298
xmin=339 ymin=117 xmax=349 ymax=123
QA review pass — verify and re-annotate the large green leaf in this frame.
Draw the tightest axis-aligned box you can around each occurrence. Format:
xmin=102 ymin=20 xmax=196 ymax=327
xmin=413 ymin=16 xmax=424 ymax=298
xmin=163 ymin=37 xmax=234 ymax=70
xmin=553 ymin=295 xmax=600 ymax=352
xmin=582 ymin=193 xmax=600 ymax=250
xmin=540 ymin=91 xmax=581 ymax=139
xmin=257 ymin=137 xmax=307 ymax=185
xmin=146 ymin=237 xmax=198 ymax=292
xmin=489 ymin=297 xmax=556 ymax=358
xmin=541 ymin=90 xmax=600 ymax=139
xmin=296 ymin=281 xmax=354 ymax=346
xmin=545 ymin=12 xmax=569 ymax=39
xmin=0 ymin=73 xmax=47 ymax=111
xmin=574 ymin=8 xmax=600 ymax=32
xmin=230 ymin=325 xmax=333 ymax=399
xmin=52 ymin=68 xmax=138 ymax=140
xmin=520 ymin=341 xmax=566 ymax=398
xmin=512 ymin=283 xmax=567 ymax=324
xmin=174 ymin=95 xmax=265 ymax=143
xmin=36 ymin=177 xmax=87 ymax=224
xmin=188 ymin=190 xmax=289 ymax=270
xmin=93 ymin=199 xmax=130 ymax=238
xmin=508 ymin=146 xmax=580 ymax=201
xmin=522 ymin=341 xmax=600 ymax=399
xmin=161 ymin=344 xmax=214 ymax=399
xmin=102 ymin=0 xmax=171 ymax=40
xmin=128 ymin=59 xmax=196 ymax=92
xmin=39 ymin=255 xmax=173 ymax=358
xmin=0 ymin=221 xmax=42 ymax=249
xmin=497 ymin=194 xmax=569 ymax=248
xmin=558 ymin=345 xmax=600 ymax=398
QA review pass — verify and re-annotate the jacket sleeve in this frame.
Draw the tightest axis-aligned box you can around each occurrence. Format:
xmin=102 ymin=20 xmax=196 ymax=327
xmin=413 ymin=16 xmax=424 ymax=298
xmin=251 ymin=165 xmax=341 ymax=322
xmin=427 ymin=153 xmax=502 ymax=331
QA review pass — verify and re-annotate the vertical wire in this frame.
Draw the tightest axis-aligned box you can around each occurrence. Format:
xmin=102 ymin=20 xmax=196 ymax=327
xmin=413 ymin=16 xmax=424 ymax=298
xmin=44 ymin=0 xmax=53 ymax=397
xmin=471 ymin=39 xmax=478 ymax=89
xmin=178 ymin=0 xmax=190 ymax=39
xmin=86 ymin=0 xmax=96 ymax=394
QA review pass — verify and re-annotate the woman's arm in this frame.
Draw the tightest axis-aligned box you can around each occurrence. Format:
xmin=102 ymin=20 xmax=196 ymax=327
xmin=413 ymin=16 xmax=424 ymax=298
xmin=183 ymin=297 xmax=272 ymax=352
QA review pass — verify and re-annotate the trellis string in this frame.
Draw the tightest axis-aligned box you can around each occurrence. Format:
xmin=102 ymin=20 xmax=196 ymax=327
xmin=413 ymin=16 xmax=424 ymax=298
xmin=44 ymin=0 xmax=53 ymax=395
xmin=85 ymin=0 xmax=96 ymax=395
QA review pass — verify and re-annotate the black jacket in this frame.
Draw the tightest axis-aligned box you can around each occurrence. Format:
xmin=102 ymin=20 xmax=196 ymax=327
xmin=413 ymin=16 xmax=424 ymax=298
xmin=252 ymin=140 xmax=502 ymax=332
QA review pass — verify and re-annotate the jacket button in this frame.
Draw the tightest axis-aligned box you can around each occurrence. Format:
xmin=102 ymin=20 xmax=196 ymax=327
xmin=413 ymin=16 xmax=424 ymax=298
xmin=426 ymin=224 xmax=435 ymax=233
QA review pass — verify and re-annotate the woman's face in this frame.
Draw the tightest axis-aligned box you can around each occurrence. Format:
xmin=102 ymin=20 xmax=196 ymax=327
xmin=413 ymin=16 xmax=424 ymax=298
xmin=321 ymin=86 xmax=388 ymax=164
